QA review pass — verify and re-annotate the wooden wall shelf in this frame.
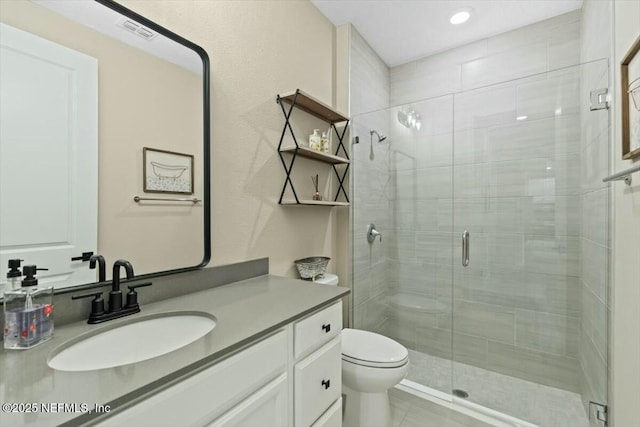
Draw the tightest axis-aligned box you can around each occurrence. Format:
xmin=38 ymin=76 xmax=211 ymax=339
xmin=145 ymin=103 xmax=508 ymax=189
xmin=276 ymin=89 xmax=350 ymax=206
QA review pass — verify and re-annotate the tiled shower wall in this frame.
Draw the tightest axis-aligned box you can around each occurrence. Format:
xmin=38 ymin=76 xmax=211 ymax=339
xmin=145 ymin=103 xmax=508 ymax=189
xmin=579 ymin=0 xmax=612 ymax=421
xmin=350 ymin=6 xmax=611 ymax=409
xmin=390 ymin=11 xmax=582 ymax=106
xmin=384 ymin=11 xmax=587 ymax=393
xmin=349 ymin=26 xmax=392 ymax=333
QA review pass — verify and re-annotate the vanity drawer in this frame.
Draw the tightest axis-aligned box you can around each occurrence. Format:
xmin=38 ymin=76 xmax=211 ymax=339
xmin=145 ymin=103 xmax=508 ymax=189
xmin=294 ymin=336 xmax=341 ymax=427
xmin=294 ymin=301 xmax=342 ymax=359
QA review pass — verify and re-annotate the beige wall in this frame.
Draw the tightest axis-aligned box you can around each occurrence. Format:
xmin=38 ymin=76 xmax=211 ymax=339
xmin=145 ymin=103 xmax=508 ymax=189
xmin=117 ymin=0 xmax=341 ymax=278
xmin=612 ymin=1 xmax=640 ymax=425
xmin=1 ymin=1 xmax=204 ymax=280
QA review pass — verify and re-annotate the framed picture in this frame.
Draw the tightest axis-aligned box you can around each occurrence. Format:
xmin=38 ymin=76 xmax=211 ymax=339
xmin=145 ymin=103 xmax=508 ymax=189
xmin=143 ymin=147 xmax=194 ymax=194
xmin=621 ymin=35 xmax=640 ymax=160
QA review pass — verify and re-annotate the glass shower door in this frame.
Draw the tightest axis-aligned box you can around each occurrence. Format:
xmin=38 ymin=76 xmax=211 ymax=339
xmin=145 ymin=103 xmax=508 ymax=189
xmin=350 ymin=94 xmax=455 ymax=398
xmin=451 ymin=60 xmax=610 ymax=426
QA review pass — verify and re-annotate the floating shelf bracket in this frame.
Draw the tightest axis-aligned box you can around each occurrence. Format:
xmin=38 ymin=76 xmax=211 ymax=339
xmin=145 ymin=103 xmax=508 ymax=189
xmin=276 ymin=91 xmax=301 ymax=204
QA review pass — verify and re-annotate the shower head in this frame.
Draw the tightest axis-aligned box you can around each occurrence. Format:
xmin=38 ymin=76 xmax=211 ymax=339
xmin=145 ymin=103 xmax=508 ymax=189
xmin=370 ymin=130 xmax=387 ymax=143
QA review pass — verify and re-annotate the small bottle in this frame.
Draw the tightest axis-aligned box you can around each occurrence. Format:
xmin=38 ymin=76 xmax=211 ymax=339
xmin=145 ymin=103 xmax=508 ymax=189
xmin=4 ymin=265 xmax=54 ymax=350
xmin=2 ymin=259 xmax=23 ymax=295
xmin=309 ymin=129 xmax=321 ymax=151
xmin=321 ymin=132 xmax=330 ymax=153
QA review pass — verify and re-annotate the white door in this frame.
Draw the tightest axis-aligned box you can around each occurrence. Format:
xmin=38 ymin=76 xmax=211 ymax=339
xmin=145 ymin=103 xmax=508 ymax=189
xmin=0 ymin=23 xmax=98 ymax=289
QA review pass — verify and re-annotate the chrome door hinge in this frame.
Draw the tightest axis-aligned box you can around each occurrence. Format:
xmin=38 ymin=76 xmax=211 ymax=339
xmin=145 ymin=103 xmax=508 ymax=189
xmin=590 ymin=88 xmax=610 ymax=111
xmin=589 ymin=401 xmax=608 ymax=426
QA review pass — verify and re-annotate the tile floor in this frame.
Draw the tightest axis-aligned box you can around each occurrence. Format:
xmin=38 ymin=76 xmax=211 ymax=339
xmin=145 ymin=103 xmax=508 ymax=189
xmin=389 ymin=388 xmax=493 ymax=427
xmin=404 ymin=349 xmax=590 ymax=427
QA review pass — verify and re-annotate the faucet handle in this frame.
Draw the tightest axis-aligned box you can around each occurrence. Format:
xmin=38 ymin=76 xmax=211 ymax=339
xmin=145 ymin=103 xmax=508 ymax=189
xmin=125 ymin=282 xmax=152 ymax=310
xmin=72 ymin=291 xmax=106 ymax=322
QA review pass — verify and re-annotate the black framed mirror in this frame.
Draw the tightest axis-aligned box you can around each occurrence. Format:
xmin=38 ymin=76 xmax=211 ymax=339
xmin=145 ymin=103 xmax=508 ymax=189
xmin=0 ymin=0 xmax=210 ymax=296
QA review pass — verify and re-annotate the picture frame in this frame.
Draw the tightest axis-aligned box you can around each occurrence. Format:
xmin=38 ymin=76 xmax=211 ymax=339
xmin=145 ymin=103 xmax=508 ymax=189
xmin=621 ymin=35 xmax=640 ymax=160
xmin=143 ymin=147 xmax=194 ymax=194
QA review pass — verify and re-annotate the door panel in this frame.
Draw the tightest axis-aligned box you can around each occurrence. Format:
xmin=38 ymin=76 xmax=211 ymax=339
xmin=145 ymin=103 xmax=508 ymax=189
xmin=452 ymin=61 xmax=610 ymax=426
xmin=0 ymin=23 xmax=98 ymax=288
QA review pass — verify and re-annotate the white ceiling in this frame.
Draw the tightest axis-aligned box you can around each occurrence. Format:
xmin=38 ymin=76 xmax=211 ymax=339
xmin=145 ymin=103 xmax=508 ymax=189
xmin=32 ymin=0 xmax=202 ymax=74
xmin=312 ymin=0 xmax=584 ymax=67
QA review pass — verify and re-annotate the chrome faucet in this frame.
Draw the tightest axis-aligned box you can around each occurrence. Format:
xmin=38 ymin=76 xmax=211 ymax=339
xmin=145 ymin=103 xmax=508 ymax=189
xmin=367 ymin=224 xmax=382 ymax=243
xmin=73 ymin=259 xmax=152 ymax=324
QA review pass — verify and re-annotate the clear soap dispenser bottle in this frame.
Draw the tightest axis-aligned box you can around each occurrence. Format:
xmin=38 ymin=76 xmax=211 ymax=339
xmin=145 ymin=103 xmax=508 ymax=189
xmin=4 ymin=265 xmax=54 ymax=349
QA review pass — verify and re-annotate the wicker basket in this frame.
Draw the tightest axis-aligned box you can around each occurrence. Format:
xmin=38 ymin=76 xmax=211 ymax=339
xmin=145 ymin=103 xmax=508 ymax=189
xmin=294 ymin=256 xmax=330 ymax=280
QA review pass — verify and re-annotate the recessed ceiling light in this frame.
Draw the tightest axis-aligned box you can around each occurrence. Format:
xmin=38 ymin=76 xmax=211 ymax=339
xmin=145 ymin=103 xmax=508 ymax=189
xmin=450 ymin=9 xmax=471 ymax=25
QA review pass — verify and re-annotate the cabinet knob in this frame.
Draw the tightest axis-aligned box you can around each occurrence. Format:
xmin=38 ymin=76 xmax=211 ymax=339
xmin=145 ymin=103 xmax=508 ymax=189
xmin=321 ymin=379 xmax=330 ymax=390
xmin=322 ymin=323 xmax=331 ymax=333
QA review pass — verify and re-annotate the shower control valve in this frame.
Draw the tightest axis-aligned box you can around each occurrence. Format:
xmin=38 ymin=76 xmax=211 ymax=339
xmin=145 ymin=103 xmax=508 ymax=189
xmin=367 ymin=224 xmax=382 ymax=244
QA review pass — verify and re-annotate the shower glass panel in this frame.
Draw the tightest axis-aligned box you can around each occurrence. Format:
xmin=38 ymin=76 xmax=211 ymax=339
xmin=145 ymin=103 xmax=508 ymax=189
xmin=451 ymin=60 xmax=610 ymax=426
xmin=351 ymin=95 xmax=455 ymax=397
xmin=351 ymin=59 xmax=609 ymax=427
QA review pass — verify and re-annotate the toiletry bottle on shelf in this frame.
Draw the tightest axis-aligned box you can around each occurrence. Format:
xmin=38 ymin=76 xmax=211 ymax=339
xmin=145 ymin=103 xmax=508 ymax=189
xmin=4 ymin=265 xmax=54 ymax=350
xmin=321 ymin=132 xmax=330 ymax=153
xmin=2 ymin=259 xmax=23 ymax=295
xmin=309 ymin=129 xmax=321 ymax=151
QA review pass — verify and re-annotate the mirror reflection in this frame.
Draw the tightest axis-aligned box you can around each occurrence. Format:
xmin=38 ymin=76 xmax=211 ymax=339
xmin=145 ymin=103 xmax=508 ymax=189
xmin=0 ymin=0 xmax=208 ymax=293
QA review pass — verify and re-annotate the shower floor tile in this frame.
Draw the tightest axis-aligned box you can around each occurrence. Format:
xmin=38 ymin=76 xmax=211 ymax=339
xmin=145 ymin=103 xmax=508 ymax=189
xmin=389 ymin=388 xmax=493 ymax=427
xmin=406 ymin=349 xmax=590 ymax=427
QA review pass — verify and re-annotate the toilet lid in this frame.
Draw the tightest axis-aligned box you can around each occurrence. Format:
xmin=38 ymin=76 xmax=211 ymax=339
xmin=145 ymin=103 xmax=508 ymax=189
xmin=341 ymin=328 xmax=409 ymax=368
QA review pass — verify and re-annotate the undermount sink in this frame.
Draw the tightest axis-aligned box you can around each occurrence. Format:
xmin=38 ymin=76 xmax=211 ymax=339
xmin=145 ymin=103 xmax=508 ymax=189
xmin=48 ymin=312 xmax=216 ymax=372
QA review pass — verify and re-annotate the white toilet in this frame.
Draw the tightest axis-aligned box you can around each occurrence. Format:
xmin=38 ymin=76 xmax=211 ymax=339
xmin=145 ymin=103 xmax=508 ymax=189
xmin=314 ymin=274 xmax=409 ymax=427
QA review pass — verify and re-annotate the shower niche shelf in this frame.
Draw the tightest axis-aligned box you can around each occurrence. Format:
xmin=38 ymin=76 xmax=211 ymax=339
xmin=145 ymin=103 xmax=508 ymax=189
xmin=276 ymin=89 xmax=350 ymax=206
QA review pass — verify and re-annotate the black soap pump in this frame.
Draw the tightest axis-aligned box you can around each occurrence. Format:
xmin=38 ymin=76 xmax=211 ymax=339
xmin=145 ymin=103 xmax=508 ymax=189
xmin=5 ymin=259 xmax=24 ymax=293
xmin=3 ymin=265 xmax=54 ymax=350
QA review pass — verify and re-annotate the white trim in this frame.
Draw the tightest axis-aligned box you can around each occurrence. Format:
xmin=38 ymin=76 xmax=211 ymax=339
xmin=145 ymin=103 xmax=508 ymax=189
xmin=396 ymin=379 xmax=539 ymax=427
xmin=397 ymin=379 xmax=452 ymax=402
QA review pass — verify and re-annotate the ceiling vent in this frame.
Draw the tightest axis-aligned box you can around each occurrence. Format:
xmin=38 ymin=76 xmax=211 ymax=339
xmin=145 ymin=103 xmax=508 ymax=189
xmin=117 ymin=18 xmax=157 ymax=41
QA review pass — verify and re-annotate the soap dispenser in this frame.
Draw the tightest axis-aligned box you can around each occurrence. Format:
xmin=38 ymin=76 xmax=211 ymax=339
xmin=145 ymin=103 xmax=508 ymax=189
xmin=321 ymin=131 xmax=330 ymax=153
xmin=309 ymin=129 xmax=321 ymax=151
xmin=4 ymin=265 xmax=54 ymax=349
xmin=3 ymin=259 xmax=23 ymax=294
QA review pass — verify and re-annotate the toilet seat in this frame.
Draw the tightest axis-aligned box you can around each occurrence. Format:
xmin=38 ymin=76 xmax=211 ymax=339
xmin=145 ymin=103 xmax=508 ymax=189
xmin=341 ymin=328 xmax=409 ymax=368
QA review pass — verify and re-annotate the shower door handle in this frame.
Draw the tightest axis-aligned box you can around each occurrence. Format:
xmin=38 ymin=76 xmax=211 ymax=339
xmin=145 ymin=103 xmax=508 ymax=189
xmin=462 ymin=231 xmax=470 ymax=267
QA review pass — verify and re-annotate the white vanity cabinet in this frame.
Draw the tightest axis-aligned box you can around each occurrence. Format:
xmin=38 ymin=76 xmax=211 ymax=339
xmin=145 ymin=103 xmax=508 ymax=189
xmin=94 ymin=330 xmax=289 ymax=427
xmin=91 ymin=301 xmax=343 ymax=427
